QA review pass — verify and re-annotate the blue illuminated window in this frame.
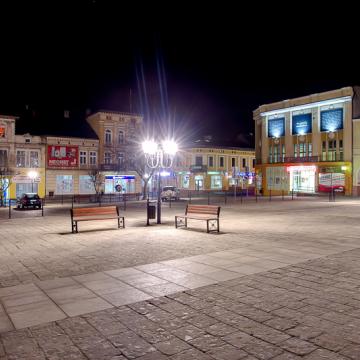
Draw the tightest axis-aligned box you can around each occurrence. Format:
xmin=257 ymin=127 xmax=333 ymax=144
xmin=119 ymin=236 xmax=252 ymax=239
xmin=320 ymin=109 xmax=343 ymax=132
xmin=292 ymin=113 xmax=312 ymax=135
xmin=268 ymin=118 xmax=285 ymax=138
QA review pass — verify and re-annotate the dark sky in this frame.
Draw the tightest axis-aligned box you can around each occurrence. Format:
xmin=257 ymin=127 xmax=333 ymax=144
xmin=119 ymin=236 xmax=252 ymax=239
xmin=0 ymin=2 xmax=358 ymax=146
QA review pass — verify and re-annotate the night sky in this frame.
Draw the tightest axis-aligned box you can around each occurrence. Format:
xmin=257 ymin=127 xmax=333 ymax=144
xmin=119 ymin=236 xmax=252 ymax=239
xmin=0 ymin=2 xmax=358 ymax=147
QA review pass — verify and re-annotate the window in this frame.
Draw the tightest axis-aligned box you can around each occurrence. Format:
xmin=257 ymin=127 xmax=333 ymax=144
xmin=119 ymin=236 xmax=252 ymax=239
xmin=79 ymin=175 xmax=95 ymax=194
xmin=56 ymin=175 xmax=73 ymax=194
xmin=231 ymin=157 xmax=236 ymax=167
xmin=282 ymin=144 xmax=285 ymax=161
xmin=252 ymin=159 xmax=256 ymax=168
xmin=208 ymin=156 xmax=214 ymax=167
xmin=328 ymin=140 xmax=336 ymax=161
xmin=299 ymin=143 xmax=305 ymax=157
xmin=211 ymin=175 xmax=222 ymax=189
xmin=339 ymin=140 xmax=343 ymax=161
xmin=322 ymin=141 xmax=327 ymax=161
xmin=117 ymin=153 xmax=124 ymax=167
xmin=308 ymin=143 xmax=312 ymax=156
xmin=104 ymin=152 xmax=111 ymax=164
xmin=195 ymin=156 xmax=202 ymax=166
xmin=105 ymin=129 xmax=112 ymax=144
xmin=16 ymin=151 xmax=26 ymax=167
xmin=269 ymin=145 xmax=273 ymax=163
xmin=118 ymin=130 xmax=124 ymax=144
xmin=80 ymin=151 xmax=87 ymax=165
xmin=0 ymin=150 xmax=8 ymax=166
xmin=89 ymin=151 xmax=97 ymax=165
xmin=242 ymin=158 xmax=246 ymax=168
xmin=29 ymin=151 xmax=39 ymax=167
xmin=294 ymin=144 xmax=298 ymax=158
xmin=219 ymin=156 xmax=224 ymax=167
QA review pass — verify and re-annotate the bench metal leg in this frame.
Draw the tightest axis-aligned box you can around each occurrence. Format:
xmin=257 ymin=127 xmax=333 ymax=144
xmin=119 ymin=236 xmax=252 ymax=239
xmin=71 ymin=221 xmax=78 ymax=233
xmin=175 ymin=216 xmax=186 ymax=229
xmin=118 ymin=217 xmax=125 ymax=228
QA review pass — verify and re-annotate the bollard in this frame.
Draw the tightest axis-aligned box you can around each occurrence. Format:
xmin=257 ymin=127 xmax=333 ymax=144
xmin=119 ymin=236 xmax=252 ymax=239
xmin=255 ymin=188 xmax=258 ymax=203
xmin=8 ymin=199 xmax=11 ymax=219
xmin=146 ymin=198 xmax=150 ymax=226
xmin=269 ymin=189 xmax=272 ymax=201
xmin=292 ymin=188 xmax=294 ymax=200
xmin=241 ymin=188 xmax=243 ymax=204
xmin=169 ymin=196 xmax=172 ymax=208
xmin=42 ymin=200 xmax=44 ymax=217
xmin=282 ymin=190 xmax=284 ymax=201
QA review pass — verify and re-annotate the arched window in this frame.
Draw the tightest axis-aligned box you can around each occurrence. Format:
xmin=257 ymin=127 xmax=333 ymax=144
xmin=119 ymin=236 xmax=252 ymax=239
xmin=118 ymin=130 xmax=124 ymax=144
xmin=105 ymin=129 xmax=112 ymax=144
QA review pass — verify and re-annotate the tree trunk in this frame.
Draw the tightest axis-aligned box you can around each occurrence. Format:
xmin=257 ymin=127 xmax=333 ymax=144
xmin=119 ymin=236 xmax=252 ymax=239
xmin=142 ymin=178 xmax=150 ymax=200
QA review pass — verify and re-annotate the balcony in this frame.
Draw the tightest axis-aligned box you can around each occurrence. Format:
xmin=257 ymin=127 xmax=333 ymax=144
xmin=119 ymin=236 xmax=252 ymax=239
xmin=284 ymin=156 xmax=320 ymax=163
xmin=100 ymin=163 xmax=128 ymax=172
xmin=190 ymin=165 xmax=208 ymax=173
xmin=267 ymin=154 xmax=345 ymax=164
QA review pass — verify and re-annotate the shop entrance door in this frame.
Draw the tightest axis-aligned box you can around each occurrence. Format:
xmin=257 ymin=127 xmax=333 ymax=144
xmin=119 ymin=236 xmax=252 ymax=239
xmin=195 ymin=176 xmax=204 ymax=191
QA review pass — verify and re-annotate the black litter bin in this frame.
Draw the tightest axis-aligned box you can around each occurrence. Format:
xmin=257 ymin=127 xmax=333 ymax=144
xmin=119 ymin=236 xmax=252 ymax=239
xmin=147 ymin=203 xmax=156 ymax=219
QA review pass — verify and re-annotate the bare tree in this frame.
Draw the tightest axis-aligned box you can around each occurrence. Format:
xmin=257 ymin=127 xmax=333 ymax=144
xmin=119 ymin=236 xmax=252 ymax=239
xmin=88 ymin=168 xmax=105 ymax=201
xmin=127 ymin=154 xmax=155 ymax=200
xmin=0 ymin=167 xmax=14 ymax=207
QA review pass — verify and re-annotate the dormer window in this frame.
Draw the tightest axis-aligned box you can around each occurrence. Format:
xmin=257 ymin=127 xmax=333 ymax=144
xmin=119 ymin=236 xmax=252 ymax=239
xmin=25 ymin=138 xmax=31 ymax=143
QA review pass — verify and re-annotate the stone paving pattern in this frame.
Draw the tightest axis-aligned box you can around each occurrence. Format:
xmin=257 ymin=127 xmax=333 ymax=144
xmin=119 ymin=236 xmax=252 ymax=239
xmin=2 ymin=249 xmax=360 ymax=359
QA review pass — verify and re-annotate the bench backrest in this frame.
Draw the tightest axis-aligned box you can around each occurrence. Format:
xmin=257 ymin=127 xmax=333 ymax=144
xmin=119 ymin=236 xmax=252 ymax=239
xmin=186 ymin=204 xmax=220 ymax=217
xmin=71 ymin=206 xmax=119 ymax=218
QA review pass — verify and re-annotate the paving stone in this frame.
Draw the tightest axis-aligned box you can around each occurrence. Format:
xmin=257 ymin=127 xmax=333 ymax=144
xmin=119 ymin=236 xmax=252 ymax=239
xmin=311 ymin=333 xmax=350 ymax=352
xmin=186 ymin=314 xmax=218 ymax=329
xmin=264 ymin=317 xmax=298 ymax=331
xmin=171 ymin=324 xmax=205 ymax=342
xmin=169 ymin=348 xmax=213 ymax=359
xmin=135 ymin=351 xmax=169 ymax=360
xmin=206 ymin=344 xmax=248 ymax=360
xmin=280 ymin=337 xmax=317 ymax=356
xmin=188 ymin=333 xmax=227 ymax=352
xmin=304 ymin=348 xmax=349 ymax=359
xmin=154 ymin=337 xmax=191 ymax=355
xmin=205 ymin=322 xmax=238 ymax=336
xmin=286 ymin=325 xmax=323 ymax=340
xmin=272 ymin=352 xmax=302 ymax=360
xmin=339 ymin=343 xmax=360 ymax=360
xmin=108 ymin=331 xmax=156 ymax=359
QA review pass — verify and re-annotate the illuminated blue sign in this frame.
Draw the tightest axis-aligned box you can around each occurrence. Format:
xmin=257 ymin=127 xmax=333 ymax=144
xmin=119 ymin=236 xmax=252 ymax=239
xmin=320 ymin=108 xmax=343 ymax=132
xmin=105 ymin=175 xmax=135 ymax=180
xmin=292 ymin=113 xmax=312 ymax=135
xmin=268 ymin=118 xmax=285 ymax=138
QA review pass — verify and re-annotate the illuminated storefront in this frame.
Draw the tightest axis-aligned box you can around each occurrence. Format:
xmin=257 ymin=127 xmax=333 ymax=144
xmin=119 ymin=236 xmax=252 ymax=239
xmin=104 ymin=175 xmax=136 ymax=194
xmin=288 ymin=165 xmax=316 ymax=193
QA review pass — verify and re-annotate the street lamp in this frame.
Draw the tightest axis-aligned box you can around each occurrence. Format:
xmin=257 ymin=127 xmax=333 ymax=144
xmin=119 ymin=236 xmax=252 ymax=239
xmin=28 ymin=171 xmax=38 ymax=193
xmin=142 ymin=139 xmax=178 ymax=224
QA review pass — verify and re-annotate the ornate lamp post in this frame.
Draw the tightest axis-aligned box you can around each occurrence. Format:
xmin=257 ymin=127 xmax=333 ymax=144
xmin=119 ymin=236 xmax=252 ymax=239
xmin=142 ymin=139 xmax=178 ymax=224
xmin=28 ymin=170 xmax=38 ymax=193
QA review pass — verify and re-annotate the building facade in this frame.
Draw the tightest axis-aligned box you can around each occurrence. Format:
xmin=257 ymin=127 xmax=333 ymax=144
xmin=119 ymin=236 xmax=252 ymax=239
xmin=45 ymin=136 xmax=100 ymax=196
xmin=86 ymin=111 xmax=143 ymax=194
xmin=173 ymin=146 xmax=255 ymax=191
xmin=254 ymin=86 xmax=360 ymax=196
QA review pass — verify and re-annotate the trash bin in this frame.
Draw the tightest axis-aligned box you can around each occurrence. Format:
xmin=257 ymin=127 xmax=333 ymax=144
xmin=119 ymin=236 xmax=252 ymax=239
xmin=147 ymin=203 xmax=156 ymax=219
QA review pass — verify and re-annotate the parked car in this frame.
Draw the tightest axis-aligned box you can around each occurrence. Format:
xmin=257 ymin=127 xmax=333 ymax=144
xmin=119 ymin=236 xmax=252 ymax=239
xmin=16 ymin=193 xmax=42 ymax=209
xmin=161 ymin=186 xmax=180 ymax=201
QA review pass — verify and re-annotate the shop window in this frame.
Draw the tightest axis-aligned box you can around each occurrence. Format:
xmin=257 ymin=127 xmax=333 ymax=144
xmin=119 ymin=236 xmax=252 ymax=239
xmin=79 ymin=175 xmax=95 ymax=194
xmin=29 ymin=151 xmax=39 ymax=168
xmin=219 ymin=156 xmax=225 ymax=167
xmin=211 ymin=175 xmax=222 ymax=189
xmin=182 ymin=175 xmax=190 ymax=188
xmin=80 ymin=151 xmax=87 ymax=165
xmin=16 ymin=150 xmax=26 ymax=167
xmin=208 ymin=156 xmax=214 ymax=167
xmin=104 ymin=152 xmax=111 ymax=164
xmin=56 ymin=175 xmax=73 ymax=194
xmin=105 ymin=129 xmax=112 ymax=144
xmin=89 ymin=151 xmax=97 ymax=165
xmin=0 ymin=150 xmax=8 ymax=167
xmin=118 ymin=130 xmax=124 ymax=144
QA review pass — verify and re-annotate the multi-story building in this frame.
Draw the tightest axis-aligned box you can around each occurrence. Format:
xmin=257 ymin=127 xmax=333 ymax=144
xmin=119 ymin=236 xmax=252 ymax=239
xmin=173 ymin=146 xmax=255 ymax=191
xmin=253 ymin=86 xmax=360 ymax=196
xmin=45 ymin=136 xmax=99 ymax=196
xmin=0 ymin=115 xmax=46 ymax=198
xmin=86 ymin=111 xmax=143 ymax=194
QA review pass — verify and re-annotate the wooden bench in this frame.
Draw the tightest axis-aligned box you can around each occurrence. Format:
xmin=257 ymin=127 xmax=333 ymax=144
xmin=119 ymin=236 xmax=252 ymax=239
xmin=70 ymin=206 xmax=125 ymax=233
xmin=175 ymin=204 xmax=221 ymax=233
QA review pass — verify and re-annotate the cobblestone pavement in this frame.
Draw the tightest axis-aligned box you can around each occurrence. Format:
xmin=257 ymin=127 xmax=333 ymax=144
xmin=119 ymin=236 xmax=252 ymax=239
xmin=1 ymin=198 xmax=360 ymax=288
xmin=2 ymin=249 xmax=360 ymax=359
